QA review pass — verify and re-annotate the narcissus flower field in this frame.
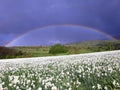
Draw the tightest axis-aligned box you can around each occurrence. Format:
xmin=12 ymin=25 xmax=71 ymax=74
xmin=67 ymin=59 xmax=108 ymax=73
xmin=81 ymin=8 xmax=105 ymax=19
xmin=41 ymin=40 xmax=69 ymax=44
xmin=0 ymin=51 xmax=120 ymax=90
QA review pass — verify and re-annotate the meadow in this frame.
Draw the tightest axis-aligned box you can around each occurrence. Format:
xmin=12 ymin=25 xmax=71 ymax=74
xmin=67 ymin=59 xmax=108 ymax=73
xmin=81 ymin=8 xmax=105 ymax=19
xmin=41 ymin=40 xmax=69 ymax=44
xmin=0 ymin=40 xmax=119 ymax=59
xmin=0 ymin=50 xmax=120 ymax=90
xmin=12 ymin=40 xmax=120 ymax=58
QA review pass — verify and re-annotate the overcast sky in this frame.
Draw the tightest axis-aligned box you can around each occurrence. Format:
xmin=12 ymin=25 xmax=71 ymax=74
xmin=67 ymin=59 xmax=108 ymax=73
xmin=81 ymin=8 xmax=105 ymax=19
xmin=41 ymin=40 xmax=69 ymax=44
xmin=0 ymin=0 xmax=120 ymax=46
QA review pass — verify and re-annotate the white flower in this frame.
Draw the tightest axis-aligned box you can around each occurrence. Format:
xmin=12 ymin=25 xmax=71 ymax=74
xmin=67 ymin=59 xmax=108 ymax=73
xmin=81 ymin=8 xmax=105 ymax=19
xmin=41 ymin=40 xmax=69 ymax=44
xmin=97 ymin=73 xmax=100 ymax=77
xmin=51 ymin=86 xmax=57 ymax=90
xmin=113 ymin=80 xmax=116 ymax=86
xmin=76 ymin=80 xmax=81 ymax=85
xmin=38 ymin=87 xmax=42 ymax=90
xmin=16 ymin=86 xmax=19 ymax=90
xmin=67 ymin=83 xmax=70 ymax=86
xmin=32 ymin=84 xmax=35 ymax=88
xmin=9 ymin=76 xmax=13 ymax=81
xmin=68 ymin=87 xmax=72 ymax=90
xmin=116 ymin=82 xmax=119 ymax=86
xmin=27 ymin=80 xmax=31 ymax=84
xmin=92 ymin=86 xmax=95 ymax=89
xmin=0 ymin=84 xmax=3 ymax=90
xmin=1 ymin=82 xmax=4 ymax=85
xmin=9 ymin=83 xmax=12 ymax=86
xmin=66 ymin=71 xmax=70 ymax=75
xmin=45 ymin=81 xmax=52 ymax=87
xmin=104 ymin=86 xmax=108 ymax=90
xmin=0 ymin=73 xmax=3 ymax=78
xmin=105 ymin=73 xmax=107 ymax=76
xmin=13 ymin=76 xmax=19 ymax=84
xmin=97 ymin=84 xmax=102 ymax=90
xmin=27 ymin=87 xmax=32 ymax=90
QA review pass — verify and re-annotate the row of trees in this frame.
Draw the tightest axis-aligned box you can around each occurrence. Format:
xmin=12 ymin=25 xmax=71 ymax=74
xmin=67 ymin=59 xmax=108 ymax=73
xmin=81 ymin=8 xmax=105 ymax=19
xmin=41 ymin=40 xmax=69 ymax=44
xmin=0 ymin=47 xmax=23 ymax=59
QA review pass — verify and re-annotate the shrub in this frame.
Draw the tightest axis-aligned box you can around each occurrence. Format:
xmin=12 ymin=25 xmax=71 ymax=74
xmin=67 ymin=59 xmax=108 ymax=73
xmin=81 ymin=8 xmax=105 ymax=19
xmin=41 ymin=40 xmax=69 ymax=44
xmin=49 ymin=44 xmax=68 ymax=54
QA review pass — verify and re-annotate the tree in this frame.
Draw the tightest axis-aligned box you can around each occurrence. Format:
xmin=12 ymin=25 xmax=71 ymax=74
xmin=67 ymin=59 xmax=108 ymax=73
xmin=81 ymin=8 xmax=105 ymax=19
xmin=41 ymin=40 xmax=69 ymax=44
xmin=107 ymin=42 xmax=115 ymax=51
xmin=49 ymin=44 xmax=68 ymax=54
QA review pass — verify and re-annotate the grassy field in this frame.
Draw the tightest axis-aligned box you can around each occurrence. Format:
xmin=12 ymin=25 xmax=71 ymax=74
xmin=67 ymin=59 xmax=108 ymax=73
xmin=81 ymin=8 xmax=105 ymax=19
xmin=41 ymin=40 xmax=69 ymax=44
xmin=12 ymin=46 xmax=98 ymax=58
xmin=11 ymin=40 xmax=120 ymax=58
xmin=13 ymin=46 xmax=51 ymax=57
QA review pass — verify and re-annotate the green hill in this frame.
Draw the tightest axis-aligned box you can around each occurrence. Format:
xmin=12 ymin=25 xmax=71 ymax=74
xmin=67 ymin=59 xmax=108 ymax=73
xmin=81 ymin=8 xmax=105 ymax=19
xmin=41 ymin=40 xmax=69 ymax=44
xmin=9 ymin=40 xmax=120 ymax=59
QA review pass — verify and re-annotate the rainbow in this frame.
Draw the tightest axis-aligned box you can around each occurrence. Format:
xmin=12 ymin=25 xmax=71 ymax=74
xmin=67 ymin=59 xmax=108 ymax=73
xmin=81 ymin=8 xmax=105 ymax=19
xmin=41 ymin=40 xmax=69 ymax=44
xmin=5 ymin=24 xmax=117 ymax=46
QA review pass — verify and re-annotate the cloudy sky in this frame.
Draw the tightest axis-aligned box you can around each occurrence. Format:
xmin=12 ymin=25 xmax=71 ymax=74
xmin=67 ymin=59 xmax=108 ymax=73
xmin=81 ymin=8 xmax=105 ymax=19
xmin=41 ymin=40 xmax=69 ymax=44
xmin=0 ymin=0 xmax=120 ymax=46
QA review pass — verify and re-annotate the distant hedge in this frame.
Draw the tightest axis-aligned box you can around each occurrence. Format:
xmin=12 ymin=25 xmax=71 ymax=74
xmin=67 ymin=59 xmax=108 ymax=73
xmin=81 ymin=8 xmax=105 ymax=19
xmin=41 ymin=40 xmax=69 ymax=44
xmin=49 ymin=44 xmax=68 ymax=54
xmin=0 ymin=46 xmax=23 ymax=59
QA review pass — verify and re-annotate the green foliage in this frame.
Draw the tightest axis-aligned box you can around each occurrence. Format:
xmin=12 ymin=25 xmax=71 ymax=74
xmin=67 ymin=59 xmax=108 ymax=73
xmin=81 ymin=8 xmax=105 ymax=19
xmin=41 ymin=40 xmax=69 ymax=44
xmin=0 ymin=46 xmax=24 ymax=59
xmin=105 ymin=42 xmax=115 ymax=51
xmin=49 ymin=44 xmax=68 ymax=54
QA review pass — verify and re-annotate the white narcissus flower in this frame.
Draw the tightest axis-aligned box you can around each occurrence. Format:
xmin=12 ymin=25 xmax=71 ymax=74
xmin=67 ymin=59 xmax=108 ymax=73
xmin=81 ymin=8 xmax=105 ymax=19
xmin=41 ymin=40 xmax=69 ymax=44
xmin=66 ymin=71 xmax=69 ymax=75
xmin=97 ymin=84 xmax=102 ymax=90
xmin=27 ymin=87 xmax=32 ymax=90
xmin=76 ymin=80 xmax=81 ymax=85
xmin=67 ymin=82 xmax=70 ymax=86
xmin=104 ymin=86 xmax=108 ymax=90
xmin=45 ymin=81 xmax=52 ymax=87
xmin=113 ymin=80 xmax=116 ymax=86
xmin=13 ymin=76 xmax=19 ymax=84
xmin=116 ymin=82 xmax=119 ymax=86
xmin=38 ymin=87 xmax=42 ymax=90
xmin=9 ymin=76 xmax=13 ymax=81
xmin=51 ymin=86 xmax=57 ymax=90
xmin=16 ymin=86 xmax=19 ymax=90
xmin=0 ymin=74 xmax=3 ymax=79
xmin=68 ymin=87 xmax=72 ymax=90
xmin=9 ymin=83 xmax=12 ymax=86
xmin=0 ymin=84 xmax=3 ymax=90
xmin=27 ymin=80 xmax=31 ymax=84
xmin=92 ymin=86 xmax=95 ymax=89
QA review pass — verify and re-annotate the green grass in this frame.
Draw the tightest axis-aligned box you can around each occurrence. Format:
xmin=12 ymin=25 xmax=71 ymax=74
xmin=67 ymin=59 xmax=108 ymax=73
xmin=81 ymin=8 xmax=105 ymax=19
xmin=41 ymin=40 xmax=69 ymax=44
xmin=12 ymin=46 xmax=93 ymax=58
xmin=10 ymin=40 xmax=120 ymax=58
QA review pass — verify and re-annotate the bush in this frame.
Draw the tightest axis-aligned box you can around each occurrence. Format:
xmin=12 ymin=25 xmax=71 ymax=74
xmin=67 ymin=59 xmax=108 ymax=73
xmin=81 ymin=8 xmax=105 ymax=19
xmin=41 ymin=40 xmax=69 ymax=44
xmin=49 ymin=44 xmax=68 ymax=54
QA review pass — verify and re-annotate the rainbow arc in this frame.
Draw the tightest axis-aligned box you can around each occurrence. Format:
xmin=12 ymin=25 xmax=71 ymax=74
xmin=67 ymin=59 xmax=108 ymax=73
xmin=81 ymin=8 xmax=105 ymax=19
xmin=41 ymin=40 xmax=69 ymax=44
xmin=5 ymin=24 xmax=117 ymax=47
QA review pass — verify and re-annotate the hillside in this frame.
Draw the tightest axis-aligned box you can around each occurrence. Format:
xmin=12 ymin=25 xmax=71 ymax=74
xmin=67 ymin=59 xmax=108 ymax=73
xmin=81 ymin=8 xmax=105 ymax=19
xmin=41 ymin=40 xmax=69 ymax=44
xmin=67 ymin=40 xmax=120 ymax=47
xmin=8 ymin=40 xmax=119 ymax=58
